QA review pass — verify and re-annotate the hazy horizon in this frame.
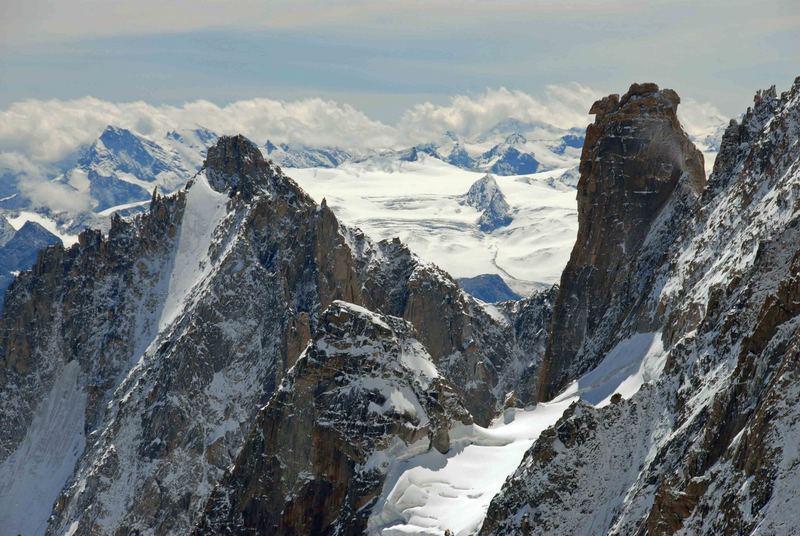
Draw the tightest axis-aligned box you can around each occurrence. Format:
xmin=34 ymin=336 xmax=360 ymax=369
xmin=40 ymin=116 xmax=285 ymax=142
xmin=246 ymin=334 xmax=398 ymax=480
xmin=2 ymin=0 xmax=798 ymax=120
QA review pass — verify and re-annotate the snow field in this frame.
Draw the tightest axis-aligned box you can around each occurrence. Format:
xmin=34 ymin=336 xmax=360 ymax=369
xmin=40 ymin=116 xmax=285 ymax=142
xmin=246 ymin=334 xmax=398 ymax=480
xmin=369 ymin=332 xmax=665 ymax=535
xmin=289 ymin=157 xmax=578 ymax=296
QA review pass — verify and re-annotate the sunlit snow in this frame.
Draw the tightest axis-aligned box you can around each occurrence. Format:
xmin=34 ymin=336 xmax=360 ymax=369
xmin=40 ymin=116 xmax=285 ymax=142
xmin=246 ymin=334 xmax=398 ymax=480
xmin=158 ymin=172 xmax=228 ymax=330
xmin=290 ymin=156 xmax=577 ymax=296
xmin=369 ymin=332 xmax=665 ymax=535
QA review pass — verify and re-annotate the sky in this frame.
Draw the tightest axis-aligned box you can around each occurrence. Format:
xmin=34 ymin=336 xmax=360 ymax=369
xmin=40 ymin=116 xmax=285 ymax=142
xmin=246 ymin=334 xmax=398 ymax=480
xmin=1 ymin=0 xmax=798 ymax=120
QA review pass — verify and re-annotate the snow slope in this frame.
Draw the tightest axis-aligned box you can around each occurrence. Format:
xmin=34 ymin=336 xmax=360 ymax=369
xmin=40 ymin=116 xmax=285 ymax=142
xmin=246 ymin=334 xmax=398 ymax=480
xmin=368 ymin=332 xmax=664 ymax=536
xmin=289 ymin=156 xmax=578 ymax=296
xmin=158 ymin=172 xmax=228 ymax=330
xmin=0 ymin=361 xmax=86 ymax=536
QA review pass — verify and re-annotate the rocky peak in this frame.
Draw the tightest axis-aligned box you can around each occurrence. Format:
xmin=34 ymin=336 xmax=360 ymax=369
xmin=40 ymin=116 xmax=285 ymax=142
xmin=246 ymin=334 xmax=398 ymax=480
xmin=196 ymin=300 xmax=471 ymax=534
xmin=462 ymin=174 xmax=503 ymax=209
xmin=204 ymin=134 xmax=271 ymax=196
xmin=460 ymin=174 xmax=513 ymax=232
xmin=483 ymin=76 xmax=800 ymax=536
xmin=710 ymin=76 xmax=800 ymax=192
xmin=538 ymin=82 xmax=705 ymax=399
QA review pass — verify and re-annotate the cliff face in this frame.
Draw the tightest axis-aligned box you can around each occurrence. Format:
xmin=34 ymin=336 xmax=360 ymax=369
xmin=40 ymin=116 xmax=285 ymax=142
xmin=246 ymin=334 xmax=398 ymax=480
xmin=538 ymin=83 xmax=706 ymax=400
xmin=481 ymin=79 xmax=800 ymax=535
xmin=195 ymin=301 xmax=471 ymax=535
xmin=0 ymin=220 xmax=62 ymax=308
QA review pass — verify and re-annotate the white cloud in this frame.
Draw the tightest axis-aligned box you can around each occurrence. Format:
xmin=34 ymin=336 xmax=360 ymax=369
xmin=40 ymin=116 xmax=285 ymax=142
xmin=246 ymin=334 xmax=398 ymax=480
xmin=0 ymin=85 xmax=601 ymax=166
xmin=677 ymin=98 xmax=731 ymax=139
xmin=397 ymin=85 xmax=597 ymax=142
xmin=0 ymin=96 xmax=396 ymax=163
xmin=0 ymin=152 xmax=93 ymax=213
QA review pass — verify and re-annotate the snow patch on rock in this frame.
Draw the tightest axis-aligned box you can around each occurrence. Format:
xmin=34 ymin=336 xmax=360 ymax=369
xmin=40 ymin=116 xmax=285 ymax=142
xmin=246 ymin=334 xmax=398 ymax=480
xmin=0 ymin=361 xmax=86 ymax=536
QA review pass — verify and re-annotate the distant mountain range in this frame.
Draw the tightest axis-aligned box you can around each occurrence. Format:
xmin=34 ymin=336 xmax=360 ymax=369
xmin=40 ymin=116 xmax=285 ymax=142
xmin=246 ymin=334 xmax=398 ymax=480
xmin=0 ymin=117 xmax=586 ymax=222
xmin=0 ymin=114 xmax=725 ymax=304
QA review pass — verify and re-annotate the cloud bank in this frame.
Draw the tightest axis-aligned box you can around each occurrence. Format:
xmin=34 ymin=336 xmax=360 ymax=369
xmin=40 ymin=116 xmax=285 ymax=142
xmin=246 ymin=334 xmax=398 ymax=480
xmin=0 ymin=85 xmax=729 ymax=215
xmin=0 ymin=85 xmax=603 ymax=165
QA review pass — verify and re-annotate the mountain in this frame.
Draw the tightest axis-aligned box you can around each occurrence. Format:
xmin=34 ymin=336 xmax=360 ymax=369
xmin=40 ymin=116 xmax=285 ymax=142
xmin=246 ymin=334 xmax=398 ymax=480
xmin=72 ymin=125 xmax=205 ymax=211
xmin=2 ymin=76 xmax=795 ymax=535
xmin=457 ymin=274 xmax=521 ymax=302
xmin=383 ymin=123 xmax=580 ymax=176
xmin=480 ymin=79 xmax=800 ymax=535
xmin=460 ymin=174 xmax=514 ymax=232
xmin=196 ymin=301 xmax=472 ymax=534
xmin=476 ymin=133 xmax=541 ymax=175
xmin=0 ymin=135 xmax=547 ymax=535
xmin=0 ymin=124 xmax=582 ymax=307
xmin=0 ymin=217 xmax=61 ymax=307
xmin=264 ymin=140 xmax=353 ymax=168
xmin=538 ymin=82 xmax=706 ymax=399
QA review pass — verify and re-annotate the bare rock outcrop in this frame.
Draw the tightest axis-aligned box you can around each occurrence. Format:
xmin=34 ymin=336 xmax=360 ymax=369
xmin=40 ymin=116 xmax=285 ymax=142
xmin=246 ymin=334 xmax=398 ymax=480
xmin=538 ymin=83 xmax=705 ymax=400
xmin=195 ymin=301 xmax=471 ymax=535
xmin=482 ymin=78 xmax=800 ymax=536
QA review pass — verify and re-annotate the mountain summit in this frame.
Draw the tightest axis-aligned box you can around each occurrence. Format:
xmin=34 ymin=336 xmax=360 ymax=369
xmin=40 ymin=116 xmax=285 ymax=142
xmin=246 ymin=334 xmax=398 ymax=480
xmin=204 ymin=134 xmax=271 ymax=196
xmin=0 ymin=133 xmax=546 ymax=535
xmin=482 ymin=78 xmax=800 ymax=535
xmin=539 ymin=82 xmax=706 ymax=399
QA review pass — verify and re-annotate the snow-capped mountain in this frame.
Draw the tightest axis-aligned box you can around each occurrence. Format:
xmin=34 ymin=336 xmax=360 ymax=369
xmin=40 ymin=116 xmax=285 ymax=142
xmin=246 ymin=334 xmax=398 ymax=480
xmin=60 ymin=125 xmax=207 ymax=211
xmin=0 ymin=117 xmax=586 ymax=302
xmin=0 ymin=135 xmax=549 ymax=535
xmin=2 ymin=76 xmax=795 ymax=536
xmin=264 ymin=140 xmax=353 ymax=168
xmin=374 ymin=121 xmax=584 ymax=176
xmin=460 ymin=174 xmax=514 ymax=232
xmin=0 ymin=215 xmax=61 ymax=307
xmin=0 ymin=103 xmax=728 ymax=307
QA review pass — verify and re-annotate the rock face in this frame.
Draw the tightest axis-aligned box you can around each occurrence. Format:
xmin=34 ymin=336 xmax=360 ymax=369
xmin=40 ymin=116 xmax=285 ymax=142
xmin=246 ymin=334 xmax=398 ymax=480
xmin=457 ymin=273 xmax=521 ymax=302
xmin=538 ymin=83 xmax=706 ymax=400
xmin=481 ymin=79 xmax=800 ymax=535
xmin=0 ymin=135 xmax=540 ymax=535
xmin=195 ymin=301 xmax=471 ymax=535
xmin=0 ymin=215 xmax=14 ymax=247
xmin=460 ymin=174 xmax=513 ymax=232
xmin=497 ymin=286 xmax=559 ymax=405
